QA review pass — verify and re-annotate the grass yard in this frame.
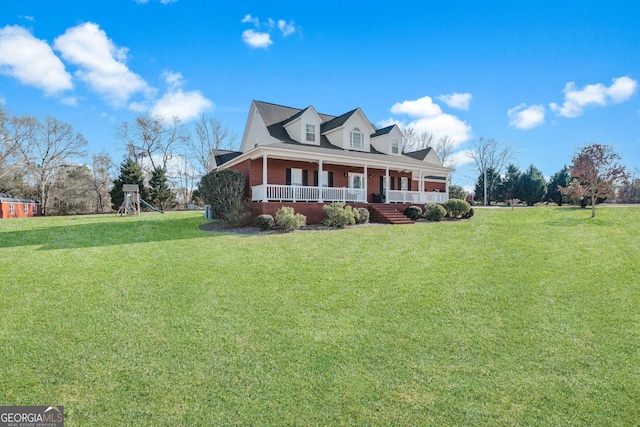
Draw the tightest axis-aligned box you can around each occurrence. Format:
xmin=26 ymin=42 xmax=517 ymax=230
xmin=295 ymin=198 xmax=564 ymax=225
xmin=1 ymin=207 xmax=639 ymax=425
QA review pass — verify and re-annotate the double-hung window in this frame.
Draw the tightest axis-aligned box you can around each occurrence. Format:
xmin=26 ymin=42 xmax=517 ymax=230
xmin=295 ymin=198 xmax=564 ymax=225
xmin=350 ymin=128 xmax=363 ymax=149
xmin=9 ymin=204 xmax=15 ymax=215
xmin=24 ymin=204 xmax=29 ymax=214
xmin=305 ymin=124 xmax=315 ymax=142
xmin=391 ymin=139 xmax=399 ymax=154
xmin=290 ymin=168 xmax=303 ymax=186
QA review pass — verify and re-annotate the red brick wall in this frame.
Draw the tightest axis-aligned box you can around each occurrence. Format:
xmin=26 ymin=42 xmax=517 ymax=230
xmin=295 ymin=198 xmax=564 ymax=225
xmin=0 ymin=201 xmax=42 ymax=218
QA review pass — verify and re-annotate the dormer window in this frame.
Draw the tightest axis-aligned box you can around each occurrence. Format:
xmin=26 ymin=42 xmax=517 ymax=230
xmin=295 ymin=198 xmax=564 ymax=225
xmin=391 ymin=139 xmax=399 ymax=154
xmin=350 ymin=128 xmax=363 ymax=149
xmin=306 ymin=124 xmax=315 ymax=142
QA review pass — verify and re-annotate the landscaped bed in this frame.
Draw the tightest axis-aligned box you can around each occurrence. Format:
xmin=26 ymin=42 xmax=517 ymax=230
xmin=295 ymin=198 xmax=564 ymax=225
xmin=1 ymin=207 xmax=639 ymax=425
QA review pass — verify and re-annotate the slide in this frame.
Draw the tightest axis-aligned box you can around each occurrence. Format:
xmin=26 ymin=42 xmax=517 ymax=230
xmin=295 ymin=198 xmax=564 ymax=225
xmin=139 ymin=198 xmax=164 ymax=213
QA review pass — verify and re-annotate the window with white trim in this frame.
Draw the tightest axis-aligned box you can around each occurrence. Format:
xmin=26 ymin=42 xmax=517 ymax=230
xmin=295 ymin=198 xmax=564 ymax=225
xmin=10 ymin=204 xmax=15 ymax=214
xmin=32 ymin=204 xmax=37 ymax=214
xmin=401 ymin=177 xmax=408 ymax=191
xmin=349 ymin=173 xmax=365 ymax=189
xmin=350 ymin=128 xmax=363 ymax=149
xmin=291 ymin=168 xmax=303 ymax=186
xmin=24 ymin=204 xmax=29 ymax=214
xmin=321 ymin=170 xmax=329 ymax=187
xmin=305 ymin=124 xmax=315 ymax=142
xmin=391 ymin=139 xmax=399 ymax=154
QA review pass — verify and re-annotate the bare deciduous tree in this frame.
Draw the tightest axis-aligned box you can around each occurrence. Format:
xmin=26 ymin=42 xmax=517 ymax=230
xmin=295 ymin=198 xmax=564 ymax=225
xmin=402 ymin=127 xmax=456 ymax=166
xmin=185 ymin=114 xmax=237 ymax=175
xmin=91 ymin=151 xmax=115 ymax=213
xmin=115 ymin=115 xmax=188 ymax=174
xmin=17 ymin=115 xmax=87 ymax=214
xmin=468 ymin=136 xmax=517 ymax=176
xmin=0 ymin=107 xmax=30 ymax=180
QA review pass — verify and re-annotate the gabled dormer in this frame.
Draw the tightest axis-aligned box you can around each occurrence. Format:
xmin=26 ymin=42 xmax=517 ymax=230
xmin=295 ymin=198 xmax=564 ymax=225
xmin=283 ymin=106 xmax=322 ymax=145
xmin=321 ymin=108 xmax=375 ymax=152
xmin=370 ymin=124 xmax=403 ymax=156
xmin=404 ymin=147 xmax=445 ymax=167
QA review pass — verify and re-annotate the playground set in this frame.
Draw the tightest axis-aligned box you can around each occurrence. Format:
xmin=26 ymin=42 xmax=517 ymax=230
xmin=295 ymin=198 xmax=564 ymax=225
xmin=117 ymin=184 xmax=164 ymax=215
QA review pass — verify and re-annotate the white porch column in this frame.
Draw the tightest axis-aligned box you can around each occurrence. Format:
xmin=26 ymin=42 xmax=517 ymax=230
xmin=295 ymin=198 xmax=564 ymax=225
xmin=318 ymin=160 xmax=324 ymax=203
xmin=385 ymin=166 xmax=390 ymax=204
xmin=262 ymin=153 xmax=268 ymax=203
xmin=419 ymin=170 xmax=423 ymax=204
xmin=446 ymin=172 xmax=450 ymax=201
xmin=363 ymin=164 xmax=368 ymax=203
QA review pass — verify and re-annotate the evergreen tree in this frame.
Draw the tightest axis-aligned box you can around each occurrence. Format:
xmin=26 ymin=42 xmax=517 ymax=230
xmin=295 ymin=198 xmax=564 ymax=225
xmin=448 ymin=185 xmax=467 ymax=201
xmin=545 ymin=165 xmax=570 ymax=205
xmin=500 ymin=164 xmax=521 ymax=205
xmin=474 ymin=167 xmax=502 ymax=205
xmin=110 ymin=158 xmax=148 ymax=210
xmin=518 ymin=164 xmax=546 ymax=206
xmin=149 ymin=167 xmax=176 ymax=211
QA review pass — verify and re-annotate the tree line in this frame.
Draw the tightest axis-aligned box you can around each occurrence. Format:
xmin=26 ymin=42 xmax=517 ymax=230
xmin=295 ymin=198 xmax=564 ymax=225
xmin=0 ymin=105 xmax=236 ymax=215
xmin=467 ymin=138 xmax=632 ymax=217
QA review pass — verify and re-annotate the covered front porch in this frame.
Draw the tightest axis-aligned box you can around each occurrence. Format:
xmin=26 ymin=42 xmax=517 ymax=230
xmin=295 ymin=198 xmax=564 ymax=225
xmin=248 ymin=150 xmax=450 ymax=205
xmin=251 ymin=184 xmax=448 ymax=204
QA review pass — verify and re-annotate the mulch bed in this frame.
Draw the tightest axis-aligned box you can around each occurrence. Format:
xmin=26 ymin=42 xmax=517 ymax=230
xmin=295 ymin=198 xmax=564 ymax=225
xmin=199 ymin=220 xmax=387 ymax=235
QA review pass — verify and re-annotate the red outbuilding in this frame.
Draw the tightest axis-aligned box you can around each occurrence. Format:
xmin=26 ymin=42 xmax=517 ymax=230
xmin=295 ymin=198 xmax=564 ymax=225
xmin=0 ymin=193 xmax=42 ymax=218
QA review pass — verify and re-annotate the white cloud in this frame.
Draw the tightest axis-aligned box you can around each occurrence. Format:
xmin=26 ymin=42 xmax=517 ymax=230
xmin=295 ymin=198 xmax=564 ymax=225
xmin=53 ymin=22 xmax=152 ymax=107
xmin=241 ymin=14 xmax=260 ymax=27
xmin=161 ymin=70 xmax=183 ymax=91
xmin=507 ymin=103 xmax=545 ymax=130
xmin=550 ymin=76 xmax=638 ymax=118
xmin=151 ymin=90 xmax=213 ymax=122
xmin=385 ymin=96 xmax=472 ymax=146
xmin=437 ymin=92 xmax=472 ymax=110
xmin=20 ymin=16 xmax=35 ymax=22
xmin=149 ymin=70 xmax=213 ymax=121
xmin=61 ymin=96 xmax=79 ymax=107
xmin=0 ymin=25 xmax=73 ymax=95
xmin=242 ymin=29 xmax=272 ymax=49
xmin=278 ymin=20 xmax=296 ymax=37
xmin=0 ymin=95 xmax=5 ymax=105
xmin=449 ymin=149 xmax=475 ymax=167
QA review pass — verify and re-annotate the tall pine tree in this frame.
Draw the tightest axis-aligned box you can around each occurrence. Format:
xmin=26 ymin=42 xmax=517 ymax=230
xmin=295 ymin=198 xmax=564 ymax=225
xmin=110 ymin=158 xmax=148 ymax=210
xmin=545 ymin=165 xmax=570 ymax=205
xmin=149 ymin=167 xmax=176 ymax=211
xmin=518 ymin=164 xmax=546 ymax=206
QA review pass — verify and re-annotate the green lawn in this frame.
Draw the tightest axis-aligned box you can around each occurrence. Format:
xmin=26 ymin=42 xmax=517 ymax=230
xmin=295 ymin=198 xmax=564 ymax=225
xmin=1 ymin=207 xmax=639 ymax=426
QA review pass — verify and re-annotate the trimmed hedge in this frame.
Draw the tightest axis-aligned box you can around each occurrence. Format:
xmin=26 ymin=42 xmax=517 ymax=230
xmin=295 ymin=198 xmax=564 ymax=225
xmin=356 ymin=207 xmax=370 ymax=224
xmin=255 ymin=214 xmax=275 ymax=230
xmin=424 ymin=203 xmax=447 ymax=221
xmin=403 ymin=205 xmax=423 ymax=221
xmin=444 ymin=198 xmax=471 ymax=219
xmin=323 ymin=202 xmax=359 ymax=228
xmin=275 ymin=207 xmax=306 ymax=232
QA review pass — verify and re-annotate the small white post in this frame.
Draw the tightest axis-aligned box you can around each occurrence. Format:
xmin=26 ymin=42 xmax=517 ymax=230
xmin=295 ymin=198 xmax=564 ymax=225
xmin=262 ymin=153 xmax=268 ymax=203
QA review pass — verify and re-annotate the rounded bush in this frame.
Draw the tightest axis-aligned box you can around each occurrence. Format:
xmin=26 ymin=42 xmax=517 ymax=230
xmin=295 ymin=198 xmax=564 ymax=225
xmin=275 ymin=206 xmax=306 ymax=232
xmin=424 ymin=203 xmax=446 ymax=221
xmin=444 ymin=198 xmax=471 ymax=219
xmin=403 ymin=205 xmax=423 ymax=221
xmin=255 ymin=214 xmax=275 ymax=230
xmin=323 ymin=202 xmax=357 ymax=228
xmin=357 ymin=207 xmax=370 ymax=224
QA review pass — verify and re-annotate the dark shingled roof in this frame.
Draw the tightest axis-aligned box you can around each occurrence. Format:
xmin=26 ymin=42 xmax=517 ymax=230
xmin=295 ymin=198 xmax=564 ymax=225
xmin=404 ymin=147 xmax=433 ymax=161
xmin=371 ymin=125 xmax=394 ymax=138
xmin=213 ymin=150 xmax=243 ymax=166
xmin=320 ymin=109 xmax=358 ymax=133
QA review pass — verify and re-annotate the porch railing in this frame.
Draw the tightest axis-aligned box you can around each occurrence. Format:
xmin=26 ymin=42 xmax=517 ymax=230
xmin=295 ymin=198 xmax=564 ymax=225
xmin=387 ymin=190 xmax=448 ymax=204
xmin=252 ymin=184 xmax=366 ymax=202
xmin=252 ymin=184 xmax=448 ymax=204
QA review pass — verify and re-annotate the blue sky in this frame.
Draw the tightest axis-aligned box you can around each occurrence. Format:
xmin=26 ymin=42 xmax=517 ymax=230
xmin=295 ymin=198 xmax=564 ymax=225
xmin=1 ymin=0 xmax=639 ymax=189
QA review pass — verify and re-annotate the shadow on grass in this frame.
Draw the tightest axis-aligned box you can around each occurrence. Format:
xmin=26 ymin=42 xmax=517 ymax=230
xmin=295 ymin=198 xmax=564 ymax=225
xmin=0 ymin=215 xmax=227 ymax=250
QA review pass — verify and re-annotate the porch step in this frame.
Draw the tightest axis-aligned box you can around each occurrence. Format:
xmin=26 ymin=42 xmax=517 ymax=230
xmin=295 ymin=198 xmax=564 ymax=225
xmin=369 ymin=204 xmax=414 ymax=225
